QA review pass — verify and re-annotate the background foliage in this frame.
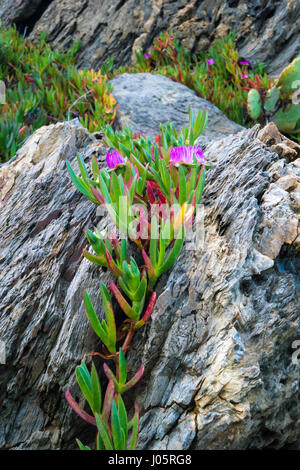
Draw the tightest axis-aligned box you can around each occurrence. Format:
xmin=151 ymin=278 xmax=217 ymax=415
xmin=0 ymin=26 xmax=117 ymax=162
xmin=0 ymin=26 xmax=299 ymax=163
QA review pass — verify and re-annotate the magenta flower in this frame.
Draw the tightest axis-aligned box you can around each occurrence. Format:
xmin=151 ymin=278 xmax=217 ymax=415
xmin=239 ymin=60 xmax=250 ymax=65
xmin=144 ymin=53 xmax=150 ymax=59
xmin=106 ymin=151 xmax=125 ymax=169
xmin=170 ymin=35 xmax=174 ymax=39
xmin=241 ymin=73 xmax=249 ymax=78
xmin=170 ymin=146 xmax=206 ymax=165
xmin=207 ymin=58 xmax=215 ymax=66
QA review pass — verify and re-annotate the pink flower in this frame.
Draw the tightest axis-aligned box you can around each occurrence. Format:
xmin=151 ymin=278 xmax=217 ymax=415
xmin=170 ymin=35 xmax=174 ymax=39
xmin=207 ymin=58 xmax=215 ymax=66
xmin=241 ymin=73 xmax=249 ymax=78
xmin=106 ymin=151 xmax=125 ymax=169
xmin=170 ymin=146 xmax=205 ymax=165
xmin=239 ymin=60 xmax=250 ymax=65
xmin=144 ymin=53 xmax=150 ymax=59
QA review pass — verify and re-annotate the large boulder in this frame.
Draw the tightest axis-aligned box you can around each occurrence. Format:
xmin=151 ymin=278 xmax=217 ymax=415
xmin=0 ymin=119 xmax=109 ymax=449
xmin=131 ymin=122 xmax=300 ymax=449
xmin=0 ymin=0 xmax=299 ymax=76
xmin=111 ymin=73 xmax=243 ymax=145
xmin=0 ymin=85 xmax=300 ymax=449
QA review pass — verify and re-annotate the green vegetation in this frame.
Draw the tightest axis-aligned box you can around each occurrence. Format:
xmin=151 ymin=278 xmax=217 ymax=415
xmin=66 ymin=109 xmax=209 ymax=450
xmin=247 ymin=58 xmax=300 ymax=135
xmin=114 ymin=31 xmax=299 ymax=141
xmin=0 ymin=26 xmax=299 ymax=163
xmin=0 ymin=26 xmax=117 ymax=162
xmin=113 ymin=31 xmax=270 ymax=126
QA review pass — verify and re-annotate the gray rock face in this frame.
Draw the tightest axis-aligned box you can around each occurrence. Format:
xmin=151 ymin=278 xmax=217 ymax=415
xmin=0 ymin=100 xmax=300 ymax=448
xmin=0 ymin=0 xmax=44 ymax=27
xmin=0 ymin=1 xmax=298 ymax=76
xmin=128 ymin=123 xmax=300 ymax=449
xmin=0 ymin=120 xmax=110 ymax=449
xmin=111 ymin=73 xmax=243 ymax=146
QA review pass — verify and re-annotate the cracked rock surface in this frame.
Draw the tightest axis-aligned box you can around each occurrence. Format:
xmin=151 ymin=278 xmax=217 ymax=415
xmin=0 ymin=99 xmax=300 ymax=448
xmin=128 ymin=123 xmax=300 ymax=450
xmin=0 ymin=120 xmax=110 ymax=449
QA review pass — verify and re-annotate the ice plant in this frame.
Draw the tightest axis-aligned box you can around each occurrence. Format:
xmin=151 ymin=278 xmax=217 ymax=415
xmin=130 ymin=31 xmax=279 ymax=132
xmin=65 ymin=365 xmax=140 ymax=450
xmin=66 ymin=107 xmax=209 ymax=450
xmin=0 ymin=25 xmax=117 ymax=163
xmin=170 ymin=145 xmax=206 ymax=165
xmin=106 ymin=150 xmax=125 ymax=169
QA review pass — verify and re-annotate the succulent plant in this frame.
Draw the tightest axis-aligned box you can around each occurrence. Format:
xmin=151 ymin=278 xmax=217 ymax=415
xmin=264 ymin=87 xmax=280 ymax=113
xmin=273 ymin=104 xmax=300 ymax=134
xmin=130 ymin=31 xmax=271 ymax=127
xmin=276 ymin=58 xmax=300 ymax=94
xmin=66 ymin=108 xmax=209 ymax=450
xmin=0 ymin=25 xmax=117 ymax=163
xmin=66 ymin=361 xmax=140 ymax=450
xmin=247 ymin=88 xmax=263 ymax=120
xmin=247 ymin=57 xmax=300 ymax=135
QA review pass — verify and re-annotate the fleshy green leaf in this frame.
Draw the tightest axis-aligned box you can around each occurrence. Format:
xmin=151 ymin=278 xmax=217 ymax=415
xmin=119 ymin=349 xmax=127 ymax=386
xmin=76 ymin=439 xmax=91 ymax=450
xmin=91 ymin=362 xmax=102 ymax=415
xmin=111 ymin=400 xmax=125 ymax=450
xmin=95 ymin=414 xmax=114 ymax=450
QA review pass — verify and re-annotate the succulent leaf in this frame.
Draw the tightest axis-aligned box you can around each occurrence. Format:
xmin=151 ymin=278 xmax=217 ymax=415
xmin=276 ymin=57 xmax=300 ymax=93
xmin=264 ymin=87 xmax=280 ymax=113
xmin=247 ymin=89 xmax=262 ymax=120
xmin=273 ymin=103 xmax=300 ymax=134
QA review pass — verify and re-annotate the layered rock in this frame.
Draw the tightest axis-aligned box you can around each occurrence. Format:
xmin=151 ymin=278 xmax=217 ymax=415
xmin=0 ymin=0 xmax=49 ymax=31
xmin=1 ymin=0 xmax=299 ymax=76
xmin=130 ymin=122 xmax=300 ymax=449
xmin=0 ymin=120 xmax=109 ymax=449
xmin=0 ymin=78 xmax=300 ymax=449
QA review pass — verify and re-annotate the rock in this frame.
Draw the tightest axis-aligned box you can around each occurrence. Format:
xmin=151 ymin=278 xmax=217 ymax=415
xmin=110 ymin=73 xmax=243 ymax=145
xmin=0 ymin=119 xmax=111 ymax=449
xmin=126 ymin=123 xmax=300 ymax=450
xmin=0 ymin=115 xmax=300 ymax=449
xmin=1 ymin=1 xmax=298 ymax=76
xmin=0 ymin=0 xmax=44 ymax=28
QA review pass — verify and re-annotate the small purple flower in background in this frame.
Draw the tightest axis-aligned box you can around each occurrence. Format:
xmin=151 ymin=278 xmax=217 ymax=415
xmin=239 ymin=60 xmax=250 ymax=65
xmin=144 ymin=53 xmax=150 ymax=59
xmin=191 ymin=69 xmax=195 ymax=74
xmin=207 ymin=58 xmax=215 ymax=66
xmin=170 ymin=146 xmax=206 ymax=165
xmin=106 ymin=150 xmax=125 ymax=169
xmin=241 ymin=73 xmax=249 ymax=78
xmin=170 ymin=35 xmax=174 ymax=39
